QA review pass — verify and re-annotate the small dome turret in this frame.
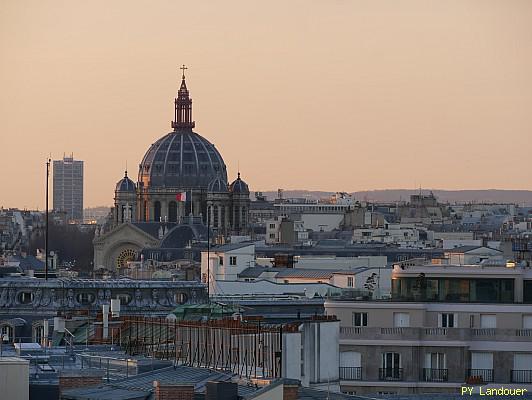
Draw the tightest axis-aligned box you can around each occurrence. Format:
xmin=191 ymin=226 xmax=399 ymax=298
xmin=208 ymin=176 xmax=228 ymax=193
xmin=116 ymin=171 xmax=136 ymax=193
xmin=229 ymin=172 xmax=249 ymax=194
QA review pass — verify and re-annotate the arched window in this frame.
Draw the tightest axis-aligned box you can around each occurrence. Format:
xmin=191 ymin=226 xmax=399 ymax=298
xmin=0 ymin=325 xmax=14 ymax=343
xmin=154 ymin=201 xmax=161 ymax=222
xmin=234 ymin=206 xmax=240 ymax=229
xmin=33 ymin=324 xmax=45 ymax=344
xmin=168 ymin=201 xmax=178 ymax=222
xmin=174 ymin=292 xmax=188 ymax=305
xmin=241 ymin=206 xmax=246 ymax=228
xmin=213 ymin=205 xmax=219 ymax=228
xmin=76 ymin=292 xmax=95 ymax=305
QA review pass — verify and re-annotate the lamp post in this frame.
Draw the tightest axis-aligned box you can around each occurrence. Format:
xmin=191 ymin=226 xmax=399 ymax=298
xmin=45 ymin=158 xmax=51 ymax=281
xmin=206 ymin=209 xmax=211 ymax=301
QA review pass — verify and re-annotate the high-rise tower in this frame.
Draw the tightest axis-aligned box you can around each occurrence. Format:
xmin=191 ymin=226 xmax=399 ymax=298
xmin=53 ymin=154 xmax=84 ymax=222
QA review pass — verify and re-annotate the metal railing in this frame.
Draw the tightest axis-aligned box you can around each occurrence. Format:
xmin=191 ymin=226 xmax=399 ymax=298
xmin=339 ymin=366 xmax=362 ymax=380
xmin=423 ymin=368 xmax=448 ymax=382
xmin=511 ymin=370 xmax=532 ymax=383
xmin=466 ymin=369 xmax=493 ymax=383
xmin=379 ymin=368 xmax=403 ymax=381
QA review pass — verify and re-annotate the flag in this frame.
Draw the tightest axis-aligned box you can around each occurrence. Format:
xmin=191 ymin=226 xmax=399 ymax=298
xmin=176 ymin=192 xmax=187 ymax=202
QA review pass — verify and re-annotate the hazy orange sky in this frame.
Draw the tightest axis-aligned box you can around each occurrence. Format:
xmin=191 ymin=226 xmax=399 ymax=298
xmin=1 ymin=0 xmax=531 ymax=208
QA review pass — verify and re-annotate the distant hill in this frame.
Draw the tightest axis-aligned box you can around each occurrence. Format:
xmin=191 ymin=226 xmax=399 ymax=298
xmin=256 ymin=189 xmax=532 ymax=205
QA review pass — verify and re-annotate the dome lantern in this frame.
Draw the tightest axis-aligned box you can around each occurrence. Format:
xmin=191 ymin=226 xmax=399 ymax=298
xmin=171 ymin=65 xmax=195 ymax=130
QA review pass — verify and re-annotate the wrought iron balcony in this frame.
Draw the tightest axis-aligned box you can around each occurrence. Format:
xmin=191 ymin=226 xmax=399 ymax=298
xmin=466 ymin=369 xmax=493 ymax=383
xmin=339 ymin=366 xmax=362 ymax=380
xmin=511 ymin=370 xmax=532 ymax=383
xmin=379 ymin=368 xmax=403 ymax=381
xmin=422 ymin=368 xmax=448 ymax=382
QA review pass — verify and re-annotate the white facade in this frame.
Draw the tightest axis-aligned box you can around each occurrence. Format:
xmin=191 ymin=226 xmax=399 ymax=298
xmin=201 ymin=243 xmax=255 ymax=295
xmin=352 ymin=224 xmax=427 ymax=248
xmin=283 ymin=320 xmax=340 ymax=390
xmin=445 ymin=246 xmax=503 ymax=265
xmin=0 ymin=357 xmax=29 ymax=400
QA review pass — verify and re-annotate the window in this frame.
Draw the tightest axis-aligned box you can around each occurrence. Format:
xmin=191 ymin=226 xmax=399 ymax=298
xmin=381 ymin=352 xmax=401 ymax=380
xmin=76 ymin=292 xmax=95 ymax=305
xmin=269 ymin=223 xmax=276 ymax=229
xmin=353 ymin=312 xmax=368 ymax=327
xmin=393 ymin=312 xmax=410 ymax=327
xmin=18 ymin=292 xmax=34 ymax=304
xmin=439 ymin=313 xmax=457 ymax=328
xmin=480 ymin=314 xmax=496 ymax=328
xmin=229 ymin=256 xmax=237 ymax=266
xmin=513 ymin=354 xmax=532 ymax=383
xmin=219 ymin=256 xmax=223 ymax=266
xmin=471 ymin=352 xmax=494 ymax=382
xmin=269 ymin=233 xmax=275 ymax=239
xmin=116 ymin=293 xmax=132 ymax=305
xmin=347 ymin=277 xmax=354 ymax=288
xmin=424 ymin=353 xmax=447 ymax=381
xmin=425 ymin=352 xmax=446 ymax=369
xmin=522 ymin=315 xmax=532 ymax=329
xmin=1 ymin=325 xmax=13 ymax=342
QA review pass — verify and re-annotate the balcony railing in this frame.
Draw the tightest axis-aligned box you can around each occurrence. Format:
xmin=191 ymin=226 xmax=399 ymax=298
xmin=379 ymin=368 xmax=403 ymax=381
xmin=423 ymin=368 xmax=448 ymax=382
xmin=340 ymin=326 xmax=532 ymax=342
xmin=511 ymin=370 xmax=532 ymax=383
xmin=466 ymin=369 xmax=493 ymax=383
xmin=339 ymin=366 xmax=362 ymax=380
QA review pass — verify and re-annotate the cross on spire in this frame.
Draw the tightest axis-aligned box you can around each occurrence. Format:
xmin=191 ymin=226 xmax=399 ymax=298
xmin=172 ymin=64 xmax=195 ymax=130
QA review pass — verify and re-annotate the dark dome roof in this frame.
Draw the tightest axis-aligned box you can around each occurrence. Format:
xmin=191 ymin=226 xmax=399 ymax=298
xmin=229 ymin=173 xmax=249 ymax=194
xmin=138 ymin=129 xmax=227 ymax=189
xmin=208 ymin=176 xmax=228 ymax=193
xmin=116 ymin=171 xmax=136 ymax=192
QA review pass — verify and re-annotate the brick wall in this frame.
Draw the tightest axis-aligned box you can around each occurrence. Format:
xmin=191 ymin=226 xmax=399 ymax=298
xmin=283 ymin=383 xmax=299 ymax=400
xmin=59 ymin=375 xmax=103 ymax=393
xmin=153 ymin=380 xmax=195 ymax=400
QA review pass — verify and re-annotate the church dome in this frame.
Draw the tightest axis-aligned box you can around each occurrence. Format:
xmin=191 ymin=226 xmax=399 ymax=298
xmin=208 ymin=175 xmax=228 ymax=193
xmin=229 ymin=173 xmax=249 ymax=194
xmin=116 ymin=171 xmax=136 ymax=192
xmin=138 ymin=130 xmax=227 ymax=189
xmin=138 ymin=70 xmax=228 ymax=190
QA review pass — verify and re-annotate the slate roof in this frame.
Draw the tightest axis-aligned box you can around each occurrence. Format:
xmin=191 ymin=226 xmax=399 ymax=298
xmin=275 ymin=269 xmax=335 ymax=279
xmin=61 ymin=365 xmax=259 ymax=400
xmin=238 ymin=267 xmax=276 ymax=279
xmin=446 ymin=245 xmax=501 ymax=253
xmin=8 ymin=255 xmax=45 ymax=271
xmin=212 ymin=242 xmax=254 ymax=252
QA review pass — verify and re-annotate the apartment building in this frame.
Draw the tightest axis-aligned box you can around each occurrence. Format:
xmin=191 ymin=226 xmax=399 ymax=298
xmin=324 ymin=263 xmax=532 ymax=395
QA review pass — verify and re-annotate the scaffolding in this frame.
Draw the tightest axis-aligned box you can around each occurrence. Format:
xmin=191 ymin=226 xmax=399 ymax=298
xmin=120 ymin=317 xmax=284 ymax=379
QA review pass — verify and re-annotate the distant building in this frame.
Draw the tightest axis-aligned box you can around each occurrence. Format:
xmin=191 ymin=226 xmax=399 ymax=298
xmin=265 ymin=216 xmax=308 ymax=245
xmin=53 ymin=154 xmax=84 ymax=222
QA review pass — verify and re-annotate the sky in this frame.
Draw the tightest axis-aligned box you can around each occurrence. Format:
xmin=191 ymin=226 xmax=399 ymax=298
xmin=1 ymin=0 xmax=531 ymax=208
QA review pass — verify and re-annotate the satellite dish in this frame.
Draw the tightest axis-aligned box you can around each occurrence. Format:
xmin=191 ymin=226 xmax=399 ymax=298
xmin=305 ymin=289 xmax=316 ymax=299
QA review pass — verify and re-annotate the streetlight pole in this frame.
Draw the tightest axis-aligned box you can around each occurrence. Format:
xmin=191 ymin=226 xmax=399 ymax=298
xmin=45 ymin=158 xmax=51 ymax=281
xmin=206 ymin=209 xmax=211 ymax=301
